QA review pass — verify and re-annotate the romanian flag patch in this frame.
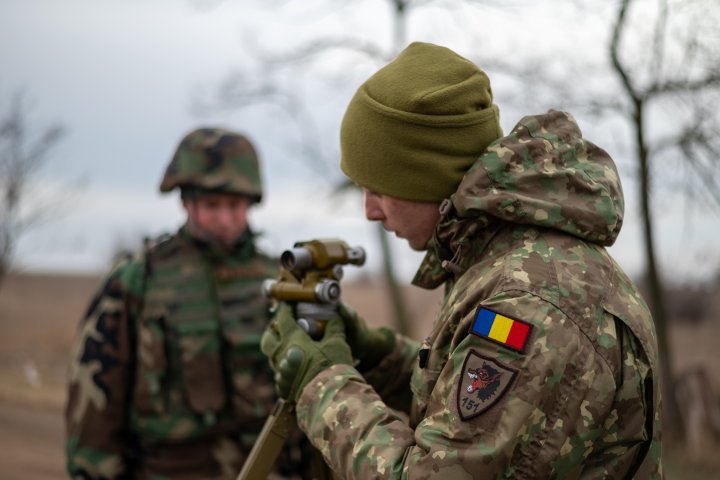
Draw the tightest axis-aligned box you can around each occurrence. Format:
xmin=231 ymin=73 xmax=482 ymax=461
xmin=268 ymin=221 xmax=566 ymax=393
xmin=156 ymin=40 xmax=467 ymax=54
xmin=470 ymin=307 xmax=532 ymax=352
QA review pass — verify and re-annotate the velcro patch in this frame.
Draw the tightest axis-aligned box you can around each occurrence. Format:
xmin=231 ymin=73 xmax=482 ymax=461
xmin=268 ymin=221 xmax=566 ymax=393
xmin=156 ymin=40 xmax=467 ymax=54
xmin=457 ymin=350 xmax=517 ymax=421
xmin=469 ymin=306 xmax=532 ymax=353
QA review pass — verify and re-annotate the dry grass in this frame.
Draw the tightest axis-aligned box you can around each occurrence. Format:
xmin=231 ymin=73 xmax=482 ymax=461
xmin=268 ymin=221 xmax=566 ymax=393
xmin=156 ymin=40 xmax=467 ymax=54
xmin=0 ymin=272 xmax=718 ymax=478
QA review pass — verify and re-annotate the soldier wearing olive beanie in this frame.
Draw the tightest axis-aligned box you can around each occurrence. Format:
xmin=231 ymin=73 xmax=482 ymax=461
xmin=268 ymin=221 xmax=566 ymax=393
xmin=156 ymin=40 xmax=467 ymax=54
xmin=268 ymin=40 xmax=661 ymax=480
xmin=340 ymin=41 xmax=503 ymax=202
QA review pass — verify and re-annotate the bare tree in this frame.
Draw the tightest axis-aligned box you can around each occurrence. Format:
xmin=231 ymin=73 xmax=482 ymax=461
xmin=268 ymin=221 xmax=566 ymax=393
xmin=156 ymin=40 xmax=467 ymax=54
xmin=609 ymin=0 xmax=720 ymax=442
xmin=0 ymin=91 xmax=67 ymax=286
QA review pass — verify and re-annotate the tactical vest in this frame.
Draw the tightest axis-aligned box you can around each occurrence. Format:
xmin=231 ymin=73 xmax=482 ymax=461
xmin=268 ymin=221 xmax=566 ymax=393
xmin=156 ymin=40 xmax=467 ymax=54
xmin=129 ymin=232 xmax=278 ymax=443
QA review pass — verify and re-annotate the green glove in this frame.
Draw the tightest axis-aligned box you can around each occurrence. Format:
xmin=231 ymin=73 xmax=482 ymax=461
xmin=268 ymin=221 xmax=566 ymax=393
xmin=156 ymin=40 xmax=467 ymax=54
xmin=261 ymin=303 xmax=353 ymax=402
xmin=338 ymin=303 xmax=395 ymax=372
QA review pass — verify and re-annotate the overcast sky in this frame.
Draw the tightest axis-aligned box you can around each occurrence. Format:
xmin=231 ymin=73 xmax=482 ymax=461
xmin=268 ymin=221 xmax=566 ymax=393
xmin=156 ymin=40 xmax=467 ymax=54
xmin=2 ymin=0 xmax=719 ymax=284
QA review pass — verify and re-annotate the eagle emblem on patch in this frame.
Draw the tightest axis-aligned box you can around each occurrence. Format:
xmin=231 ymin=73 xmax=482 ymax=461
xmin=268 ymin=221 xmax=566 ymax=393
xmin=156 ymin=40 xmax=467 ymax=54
xmin=457 ymin=350 xmax=517 ymax=421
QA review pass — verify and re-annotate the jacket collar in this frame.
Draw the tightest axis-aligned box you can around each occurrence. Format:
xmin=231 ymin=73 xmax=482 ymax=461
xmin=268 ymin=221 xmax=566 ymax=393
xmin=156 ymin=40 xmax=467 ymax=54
xmin=412 ymin=198 xmax=502 ymax=289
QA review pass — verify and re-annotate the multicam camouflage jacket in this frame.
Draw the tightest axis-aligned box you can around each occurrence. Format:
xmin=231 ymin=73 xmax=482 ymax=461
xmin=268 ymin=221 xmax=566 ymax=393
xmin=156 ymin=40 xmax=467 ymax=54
xmin=295 ymin=111 xmax=662 ymax=479
xmin=65 ymin=226 xmax=279 ymax=479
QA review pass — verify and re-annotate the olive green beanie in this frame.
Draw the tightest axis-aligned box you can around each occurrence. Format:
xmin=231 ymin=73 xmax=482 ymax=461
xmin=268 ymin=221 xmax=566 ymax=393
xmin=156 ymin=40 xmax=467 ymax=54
xmin=340 ymin=42 xmax=502 ymax=202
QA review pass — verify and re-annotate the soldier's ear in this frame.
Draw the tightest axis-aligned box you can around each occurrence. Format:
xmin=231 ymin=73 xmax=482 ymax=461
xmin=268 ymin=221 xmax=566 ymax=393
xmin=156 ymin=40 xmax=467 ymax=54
xmin=181 ymin=197 xmax=195 ymax=214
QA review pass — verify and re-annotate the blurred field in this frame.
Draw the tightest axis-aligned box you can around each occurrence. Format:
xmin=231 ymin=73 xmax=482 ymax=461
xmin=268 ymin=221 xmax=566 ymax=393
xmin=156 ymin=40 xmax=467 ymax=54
xmin=1 ymin=272 xmax=719 ymax=478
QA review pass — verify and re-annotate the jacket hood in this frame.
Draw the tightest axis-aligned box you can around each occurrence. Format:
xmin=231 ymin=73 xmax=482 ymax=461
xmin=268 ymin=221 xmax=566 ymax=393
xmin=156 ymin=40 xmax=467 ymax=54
xmin=413 ymin=110 xmax=624 ymax=289
xmin=453 ymin=110 xmax=624 ymax=245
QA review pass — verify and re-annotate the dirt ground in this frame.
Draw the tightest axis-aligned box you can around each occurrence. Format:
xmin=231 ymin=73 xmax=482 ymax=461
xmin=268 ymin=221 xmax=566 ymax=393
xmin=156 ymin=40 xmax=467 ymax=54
xmin=1 ymin=272 xmax=719 ymax=478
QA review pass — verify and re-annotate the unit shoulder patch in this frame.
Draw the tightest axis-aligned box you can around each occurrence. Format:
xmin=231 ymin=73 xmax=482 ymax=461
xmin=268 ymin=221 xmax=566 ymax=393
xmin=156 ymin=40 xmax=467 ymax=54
xmin=469 ymin=306 xmax=532 ymax=353
xmin=457 ymin=350 xmax=517 ymax=421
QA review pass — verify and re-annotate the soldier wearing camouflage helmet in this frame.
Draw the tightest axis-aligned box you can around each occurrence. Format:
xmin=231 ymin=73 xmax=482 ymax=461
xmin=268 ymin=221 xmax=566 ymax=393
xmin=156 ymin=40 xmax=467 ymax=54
xmin=66 ymin=128 xmax=307 ymax=478
xmin=260 ymin=42 xmax=662 ymax=479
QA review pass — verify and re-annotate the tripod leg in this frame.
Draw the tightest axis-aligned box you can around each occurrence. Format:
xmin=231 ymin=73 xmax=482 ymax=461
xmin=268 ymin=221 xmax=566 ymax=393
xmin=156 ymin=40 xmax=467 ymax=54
xmin=236 ymin=399 xmax=296 ymax=480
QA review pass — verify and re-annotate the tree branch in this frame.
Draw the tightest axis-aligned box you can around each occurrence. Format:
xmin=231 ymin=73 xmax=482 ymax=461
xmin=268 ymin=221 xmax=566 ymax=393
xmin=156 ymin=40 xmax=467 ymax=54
xmin=248 ymin=36 xmax=392 ymax=66
xmin=610 ymin=0 xmax=639 ymax=103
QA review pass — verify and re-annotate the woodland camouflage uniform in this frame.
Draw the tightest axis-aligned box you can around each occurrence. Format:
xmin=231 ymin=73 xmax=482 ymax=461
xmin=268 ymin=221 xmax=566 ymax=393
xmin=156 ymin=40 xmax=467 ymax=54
xmin=65 ymin=129 xmax=296 ymax=479
xmin=295 ymin=111 xmax=662 ymax=478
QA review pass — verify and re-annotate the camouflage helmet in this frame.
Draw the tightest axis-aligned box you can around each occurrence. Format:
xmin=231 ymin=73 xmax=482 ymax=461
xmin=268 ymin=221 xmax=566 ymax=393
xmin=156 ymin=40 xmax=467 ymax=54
xmin=159 ymin=127 xmax=263 ymax=202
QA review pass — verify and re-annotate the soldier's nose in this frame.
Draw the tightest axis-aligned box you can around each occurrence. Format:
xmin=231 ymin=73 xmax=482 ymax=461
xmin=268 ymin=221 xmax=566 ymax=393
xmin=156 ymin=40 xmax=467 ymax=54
xmin=364 ymin=190 xmax=385 ymax=221
xmin=216 ymin=208 xmax=234 ymax=227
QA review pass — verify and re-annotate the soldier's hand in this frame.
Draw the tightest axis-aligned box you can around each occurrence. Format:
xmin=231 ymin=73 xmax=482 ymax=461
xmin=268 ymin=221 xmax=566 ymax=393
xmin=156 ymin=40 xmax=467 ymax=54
xmin=261 ymin=303 xmax=353 ymax=402
xmin=338 ymin=303 xmax=395 ymax=372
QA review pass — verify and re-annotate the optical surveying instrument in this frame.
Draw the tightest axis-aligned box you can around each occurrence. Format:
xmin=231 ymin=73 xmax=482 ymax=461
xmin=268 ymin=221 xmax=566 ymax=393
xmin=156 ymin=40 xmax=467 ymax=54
xmin=237 ymin=239 xmax=366 ymax=480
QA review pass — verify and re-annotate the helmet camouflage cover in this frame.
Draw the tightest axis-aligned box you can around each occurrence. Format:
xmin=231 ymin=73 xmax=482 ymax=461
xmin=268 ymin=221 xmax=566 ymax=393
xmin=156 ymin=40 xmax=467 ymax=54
xmin=159 ymin=127 xmax=263 ymax=201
